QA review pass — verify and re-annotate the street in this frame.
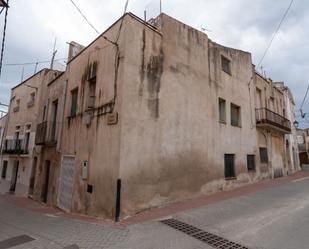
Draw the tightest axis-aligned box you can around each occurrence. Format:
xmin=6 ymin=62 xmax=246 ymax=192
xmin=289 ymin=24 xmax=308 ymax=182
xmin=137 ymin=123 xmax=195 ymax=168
xmin=1 ymin=173 xmax=309 ymax=249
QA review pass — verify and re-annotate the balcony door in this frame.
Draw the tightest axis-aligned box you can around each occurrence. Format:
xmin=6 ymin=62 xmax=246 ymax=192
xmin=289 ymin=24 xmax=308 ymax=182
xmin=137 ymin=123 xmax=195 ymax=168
xmin=9 ymin=160 xmax=19 ymax=192
xmin=255 ymin=88 xmax=262 ymax=109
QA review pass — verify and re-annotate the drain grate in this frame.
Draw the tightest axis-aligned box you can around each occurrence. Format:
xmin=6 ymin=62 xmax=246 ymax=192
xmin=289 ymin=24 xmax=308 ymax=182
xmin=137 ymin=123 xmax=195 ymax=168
xmin=161 ymin=219 xmax=249 ymax=249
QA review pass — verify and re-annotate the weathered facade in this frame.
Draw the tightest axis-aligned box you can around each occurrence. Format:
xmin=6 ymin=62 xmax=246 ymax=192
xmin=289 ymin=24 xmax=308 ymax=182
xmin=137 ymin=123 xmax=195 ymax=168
xmin=1 ymin=13 xmax=301 ymax=219
xmin=274 ymin=82 xmax=300 ymax=173
xmin=297 ymin=128 xmax=309 ymax=165
xmin=0 ymin=69 xmax=61 ymax=196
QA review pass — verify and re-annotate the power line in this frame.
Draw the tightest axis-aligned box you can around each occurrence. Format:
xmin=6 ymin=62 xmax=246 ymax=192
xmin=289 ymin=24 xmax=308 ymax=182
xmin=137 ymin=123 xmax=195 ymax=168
xmin=257 ymin=0 xmax=294 ymax=68
xmin=300 ymin=84 xmax=309 ymax=110
xmin=3 ymin=58 xmax=66 ymax=66
xmin=0 ymin=0 xmax=9 ymax=78
xmin=69 ymin=0 xmax=100 ymax=34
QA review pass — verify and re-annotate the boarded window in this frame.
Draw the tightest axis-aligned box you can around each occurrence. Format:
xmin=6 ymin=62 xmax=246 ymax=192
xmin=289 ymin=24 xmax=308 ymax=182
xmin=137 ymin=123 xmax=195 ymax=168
xmin=221 ymin=55 xmax=231 ymax=75
xmin=70 ymin=88 xmax=78 ymax=117
xmin=231 ymin=103 xmax=241 ymax=127
xmin=224 ymin=154 xmax=235 ymax=178
xmin=219 ymin=98 xmax=226 ymax=123
xmin=247 ymin=155 xmax=256 ymax=171
xmin=1 ymin=160 xmax=8 ymax=179
xmin=259 ymin=147 xmax=268 ymax=163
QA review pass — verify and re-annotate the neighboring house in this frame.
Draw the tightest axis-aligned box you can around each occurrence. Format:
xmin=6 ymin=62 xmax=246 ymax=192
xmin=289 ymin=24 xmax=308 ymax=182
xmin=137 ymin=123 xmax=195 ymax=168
xmin=273 ymin=82 xmax=300 ymax=173
xmin=254 ymin=74 xmax=291 ymax=178
xmin=0 ymin=115 xmax=7 ymax=185
xmin=0 ymin=13 xmax=301 ymax=220
xmin=297 ymin=129 xmax=309 ymax=166
xmin=0 ymin=69 xmax=61 ymax=196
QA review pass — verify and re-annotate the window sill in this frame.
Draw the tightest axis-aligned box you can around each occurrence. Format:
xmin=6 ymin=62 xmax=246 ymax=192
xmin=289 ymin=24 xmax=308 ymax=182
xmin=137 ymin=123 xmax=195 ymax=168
xmin=248 ymin=170 xmax=256 ymax=173
xmin=219 ymin=120 xmax=226 ymax=124
xmin=231 ymin=124 xmax=242 ymax=128
xmin=225 ymin=177 xmax=237 ymax=181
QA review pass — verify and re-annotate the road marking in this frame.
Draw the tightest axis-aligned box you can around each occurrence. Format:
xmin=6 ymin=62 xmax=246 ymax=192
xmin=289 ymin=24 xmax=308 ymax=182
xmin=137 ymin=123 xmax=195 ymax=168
xmin=0 ymin=235 xmax=35 ymax=249
xmin=292 ymin=177 xmax=309 ymax=183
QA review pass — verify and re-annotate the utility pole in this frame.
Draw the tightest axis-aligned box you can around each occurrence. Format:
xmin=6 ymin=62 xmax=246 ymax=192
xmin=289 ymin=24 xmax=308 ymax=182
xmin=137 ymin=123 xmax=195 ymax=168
xmin=0 ymin=0 xmax=9 ymax=79
xmin=50 ymin=38 xmax=57 ymax=70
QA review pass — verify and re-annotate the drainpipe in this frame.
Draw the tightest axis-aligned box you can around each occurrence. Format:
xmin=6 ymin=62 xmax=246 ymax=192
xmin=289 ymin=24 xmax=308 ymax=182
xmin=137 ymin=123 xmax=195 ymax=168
xmin=115 ymin=178 xmax=121 ymax=222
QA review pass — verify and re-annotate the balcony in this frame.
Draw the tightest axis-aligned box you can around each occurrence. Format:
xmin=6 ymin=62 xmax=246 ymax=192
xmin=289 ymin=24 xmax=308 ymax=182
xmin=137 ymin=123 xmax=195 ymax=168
xmin=2 ymin=139 xmax=28 ymax=154
xmin=35 ymin=121 xmax=59 ymax=146
xmin=256 ymin=108 xmax=291 ymax=133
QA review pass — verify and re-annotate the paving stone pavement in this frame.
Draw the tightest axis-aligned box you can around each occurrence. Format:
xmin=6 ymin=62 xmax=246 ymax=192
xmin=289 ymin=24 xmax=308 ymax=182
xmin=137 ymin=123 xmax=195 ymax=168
xmin=2 ymin=172 xmax=309 ymax=249
xmin=0 ymin=199 xmax=129 ymax=249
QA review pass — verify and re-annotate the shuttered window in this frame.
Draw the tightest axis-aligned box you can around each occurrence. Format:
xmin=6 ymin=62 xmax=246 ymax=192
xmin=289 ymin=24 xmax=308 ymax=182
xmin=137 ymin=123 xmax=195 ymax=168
xmin=231 ymin=104 xmax=241 ymax=127
xmin=224 ymin=154 xmax=235 ymax=178
xmin=70 ymin=88 xmax=78 ymax=117
xmin=259 ymin=147 xmax=268 ymax=163
xmin=247 ymin=155 xmax=256 ymax=171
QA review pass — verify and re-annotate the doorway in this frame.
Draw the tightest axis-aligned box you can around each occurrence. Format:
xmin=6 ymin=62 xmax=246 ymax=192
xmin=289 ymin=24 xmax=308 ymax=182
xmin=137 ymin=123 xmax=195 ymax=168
xmin=41 ymin=160 xmax=51 ymax=203
xmin=28 ymin=157 xmax=37 ymax=196
xmin=9 ymin=160 xmax=19 ymax=192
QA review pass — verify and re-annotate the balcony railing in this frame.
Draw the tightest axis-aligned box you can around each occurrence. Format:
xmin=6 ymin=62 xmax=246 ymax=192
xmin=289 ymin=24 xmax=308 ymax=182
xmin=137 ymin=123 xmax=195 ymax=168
xmin=256 ymin=108 xmax=291 ymax=133
xmin=2 ymin=139 xmax=28 ymax=154
xmin=35 ymin=121 xmax=59 ymax=146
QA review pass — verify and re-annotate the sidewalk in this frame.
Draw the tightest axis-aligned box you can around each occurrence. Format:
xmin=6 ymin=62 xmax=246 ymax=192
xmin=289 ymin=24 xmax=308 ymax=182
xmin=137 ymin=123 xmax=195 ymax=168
xmin=1 ymin=170 xmax=309 ymax=227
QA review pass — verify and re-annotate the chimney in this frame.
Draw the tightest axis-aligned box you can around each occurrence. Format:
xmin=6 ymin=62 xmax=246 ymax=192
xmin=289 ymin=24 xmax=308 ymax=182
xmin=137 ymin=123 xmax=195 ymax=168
xmin=67 ymin=41 xmax=85 ymax=61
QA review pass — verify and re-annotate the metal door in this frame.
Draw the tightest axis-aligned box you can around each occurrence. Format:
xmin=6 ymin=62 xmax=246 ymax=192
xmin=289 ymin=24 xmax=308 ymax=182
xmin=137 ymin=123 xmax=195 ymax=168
xmin=57 ymin=155 xmax=75 ymax=212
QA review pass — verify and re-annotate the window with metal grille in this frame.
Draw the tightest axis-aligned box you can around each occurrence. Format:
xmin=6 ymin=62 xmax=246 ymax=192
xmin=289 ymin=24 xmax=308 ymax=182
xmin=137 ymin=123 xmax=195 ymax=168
xmin=224 ymin=154 xmax=235 ymax=178
xmin=231 ymin=103 xmax=241 ymax=127
xmin=247 ymin=155 xmax=256 ymax=171
xmin=221 ymin=55 xmax=231 ymax=75
xmin=70 ymin=88 xmax=78 ymax=117
xmin=218 ymin=98 xmax=226 ymax=123
xmin=259 ymin=147 xmax=268 ymax=163
xmin=1 ymin=160 xmax=8 ymax=179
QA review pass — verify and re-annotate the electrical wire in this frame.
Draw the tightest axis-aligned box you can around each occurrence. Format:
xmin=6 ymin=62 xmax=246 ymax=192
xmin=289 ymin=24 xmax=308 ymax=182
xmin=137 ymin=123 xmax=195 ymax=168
xmin=257 ymin=0 xmax=294 ymax=68
xmin=300 ymin=84 xmax=309 ymax=110
xmin=69 ymin=0 xmax=100 ymax=34
xmin=3 ymin=58 xmax=66 ymax=66
xmin=0 ymin=0 xmax=9 ymax=78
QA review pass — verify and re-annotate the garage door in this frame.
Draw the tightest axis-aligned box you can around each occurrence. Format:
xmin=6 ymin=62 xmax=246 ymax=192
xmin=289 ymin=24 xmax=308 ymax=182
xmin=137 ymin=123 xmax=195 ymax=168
xmin=57 ymin=155 xmax=75 ymax=212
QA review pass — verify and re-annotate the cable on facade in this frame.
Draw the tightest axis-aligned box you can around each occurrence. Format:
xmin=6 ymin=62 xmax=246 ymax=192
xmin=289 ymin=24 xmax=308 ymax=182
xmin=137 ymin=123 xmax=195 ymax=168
xmin=0 ymin=0 xmax=9 ymax=79
xmin=69 ymin=0 xmax=100 ymax=34
xmin=257 ymin=0 xmax=294 ymax=68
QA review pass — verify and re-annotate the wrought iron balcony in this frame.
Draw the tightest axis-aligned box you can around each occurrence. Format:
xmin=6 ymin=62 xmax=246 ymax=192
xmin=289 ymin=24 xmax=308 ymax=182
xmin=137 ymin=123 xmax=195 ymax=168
xmin=256 ymin=108 xmax=291 ymax=133
xmin=2 ymin=139 xmax=28 ymax=154
xmin=35 ymin=121 xmax=59 ymax=146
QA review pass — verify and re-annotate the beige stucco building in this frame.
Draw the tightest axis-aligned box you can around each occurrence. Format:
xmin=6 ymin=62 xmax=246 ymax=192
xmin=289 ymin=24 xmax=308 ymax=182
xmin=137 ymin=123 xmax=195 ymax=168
xmin=1 ymin=13 xmax=300 ymax=220
xmin=0 ymin=69 xmax=61 ymax=196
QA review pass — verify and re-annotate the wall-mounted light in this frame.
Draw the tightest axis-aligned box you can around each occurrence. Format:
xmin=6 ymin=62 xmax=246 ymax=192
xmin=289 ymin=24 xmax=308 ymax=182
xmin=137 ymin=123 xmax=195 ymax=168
xmin=293 ymin=120 xmax=299 ymax=128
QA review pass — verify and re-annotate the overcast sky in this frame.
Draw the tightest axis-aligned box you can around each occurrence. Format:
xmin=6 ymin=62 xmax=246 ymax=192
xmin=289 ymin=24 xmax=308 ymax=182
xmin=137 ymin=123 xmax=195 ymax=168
xmin=0 ymin=0 xmax=308 ymax=127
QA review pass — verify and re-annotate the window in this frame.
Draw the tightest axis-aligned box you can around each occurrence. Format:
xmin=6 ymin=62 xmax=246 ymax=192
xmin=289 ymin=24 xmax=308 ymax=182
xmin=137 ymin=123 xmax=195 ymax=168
xmin=259 ymin=147 xmax=268 ymax=163
xmin=247 ymin=155 xmax=256 ymax=171
xmin=87 ymin=78 xmax=96 ymax=109
xmin=14 ymin=99 xmax=20 ymax=112
xmin=30 ymin=92 xmax=35 ymax=102
xmin=70 ymin=88 xmax=78 ymax=117
xmin=51 ymin=100 xmax=58 ymax=141
xmin=221 ymin=55 xmax=231 ymax=75
xmin=24 ymin=132 xmax=30 ymax=153
xmin=224 ymin=154 xmax=235 ymax=178
xmin=1 ymin=161 xmax=7 ymax=179
xmin=231 ymin=103 xmax=241 ymax=127
xmin=218 ymin=98 xmax=226 ymax=123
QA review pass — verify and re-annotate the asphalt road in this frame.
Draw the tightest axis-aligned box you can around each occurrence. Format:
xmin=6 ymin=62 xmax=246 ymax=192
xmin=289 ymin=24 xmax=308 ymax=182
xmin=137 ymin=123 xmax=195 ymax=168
xmin=1 ymin=175 xmax=309 ymax=248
